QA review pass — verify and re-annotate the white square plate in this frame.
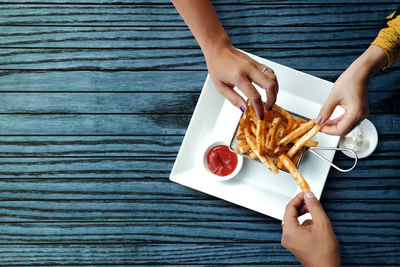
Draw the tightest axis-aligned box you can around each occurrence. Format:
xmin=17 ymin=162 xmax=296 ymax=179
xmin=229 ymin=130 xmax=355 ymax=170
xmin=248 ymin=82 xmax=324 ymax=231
xmin=169 ymin=51 xmax=339 ymax=220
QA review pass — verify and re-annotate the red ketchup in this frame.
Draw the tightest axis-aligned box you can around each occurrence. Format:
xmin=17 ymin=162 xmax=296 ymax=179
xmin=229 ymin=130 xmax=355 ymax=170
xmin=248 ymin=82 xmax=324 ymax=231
xmin=206 ymin=145 xmax=238 ymax=177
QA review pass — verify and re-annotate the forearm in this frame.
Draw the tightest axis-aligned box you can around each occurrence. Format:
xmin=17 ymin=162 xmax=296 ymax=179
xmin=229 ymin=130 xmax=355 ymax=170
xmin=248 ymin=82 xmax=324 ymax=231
xmin=346 ymin=45 xmax=387 ymax=80
xmin=171 ymin=0 xmax=231 ymax=56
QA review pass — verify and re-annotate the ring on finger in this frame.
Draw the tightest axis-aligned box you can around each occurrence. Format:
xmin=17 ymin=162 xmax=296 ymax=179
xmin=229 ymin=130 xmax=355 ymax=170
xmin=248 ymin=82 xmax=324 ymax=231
xmin=261 ymin=65 xmax=268 ymax=73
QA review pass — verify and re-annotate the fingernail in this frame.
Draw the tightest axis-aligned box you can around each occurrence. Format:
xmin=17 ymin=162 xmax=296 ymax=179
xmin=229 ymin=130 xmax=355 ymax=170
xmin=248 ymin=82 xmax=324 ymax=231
xmin=240 ymin=105 xmax=245 ymax=112
xmin=315 ymin=115 xmax=323 ymax=125
xmin=260 ymin=114 xmax=264 ymax=120
xmin=305 ymin=191 xmax=316 ymax=199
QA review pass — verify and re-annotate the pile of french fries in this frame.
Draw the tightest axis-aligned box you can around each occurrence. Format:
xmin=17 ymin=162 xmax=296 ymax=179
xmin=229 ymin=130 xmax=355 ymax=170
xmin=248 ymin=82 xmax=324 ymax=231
xmin=235 ymin=102 xmax=322 ymax=192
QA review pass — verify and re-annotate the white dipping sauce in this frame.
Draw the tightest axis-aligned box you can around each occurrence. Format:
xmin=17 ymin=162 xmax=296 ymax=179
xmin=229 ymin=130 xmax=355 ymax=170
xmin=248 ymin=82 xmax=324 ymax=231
xmin=341 ymin=127 xmax=369 ymax=153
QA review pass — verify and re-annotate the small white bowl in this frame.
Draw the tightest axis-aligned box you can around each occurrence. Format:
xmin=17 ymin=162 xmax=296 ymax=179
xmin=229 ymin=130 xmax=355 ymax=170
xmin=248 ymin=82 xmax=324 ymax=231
xmin=339 ymin=119 xmax=378 ymax=159
xmin=203 ymin=141 xmax=243 ymax=181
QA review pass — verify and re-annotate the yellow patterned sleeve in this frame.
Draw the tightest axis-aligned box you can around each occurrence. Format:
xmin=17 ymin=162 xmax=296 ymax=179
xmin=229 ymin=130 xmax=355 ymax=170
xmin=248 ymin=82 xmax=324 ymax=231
xmin=372 ymin=9 xmax=400 ymax=69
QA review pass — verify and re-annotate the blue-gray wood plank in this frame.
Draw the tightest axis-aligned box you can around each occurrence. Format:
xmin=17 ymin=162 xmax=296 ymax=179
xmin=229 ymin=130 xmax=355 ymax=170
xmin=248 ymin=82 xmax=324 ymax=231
xmin=0 ymin=0 xmax=398 ymax=265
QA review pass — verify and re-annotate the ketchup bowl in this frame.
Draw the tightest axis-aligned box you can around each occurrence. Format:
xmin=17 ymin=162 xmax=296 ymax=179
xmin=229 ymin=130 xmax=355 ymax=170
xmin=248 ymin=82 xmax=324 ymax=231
xmin=203 ymin=141 xmax=243 ymax=181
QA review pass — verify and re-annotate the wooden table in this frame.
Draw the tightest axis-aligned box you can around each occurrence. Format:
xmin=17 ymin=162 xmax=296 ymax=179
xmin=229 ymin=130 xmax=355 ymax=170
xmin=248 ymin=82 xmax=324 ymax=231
xmin=0 ymin=0 xmax=398 ymax=265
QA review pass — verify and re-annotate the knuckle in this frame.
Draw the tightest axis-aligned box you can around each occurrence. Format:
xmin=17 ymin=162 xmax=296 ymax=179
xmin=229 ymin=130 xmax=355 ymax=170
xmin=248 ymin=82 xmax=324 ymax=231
xmin=229 ymin=97 xmax=242 ymax=108
xmin=233 ymin=71 xmax=246 ymax=82
xmin=249 ymin=92 xmax=262 ymax=103
xmin=265 ymin=83 xmax=276 ymax=92
xmin=233 ymin=67 xmax=248 ymax=80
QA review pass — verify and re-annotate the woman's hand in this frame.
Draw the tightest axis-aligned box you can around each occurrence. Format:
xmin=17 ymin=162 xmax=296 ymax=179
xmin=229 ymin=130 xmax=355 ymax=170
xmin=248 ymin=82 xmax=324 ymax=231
xmin=205 ymin=44 xmax=278 ymax=119
xmin=316 ymin=45 xmax=387 ymax=136
xmin=172 ymin=0 xmax=278 ymax=120
xmin=281 ymin=191 xmax=341 ymax=267
xmin=316 ymin=65 xmax=370 ymax=136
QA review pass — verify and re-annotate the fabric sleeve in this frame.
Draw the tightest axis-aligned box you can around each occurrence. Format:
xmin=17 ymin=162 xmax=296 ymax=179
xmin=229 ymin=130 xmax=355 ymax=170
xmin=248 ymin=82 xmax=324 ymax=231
xmin=371 ymin=8 xmax=400 ymax=69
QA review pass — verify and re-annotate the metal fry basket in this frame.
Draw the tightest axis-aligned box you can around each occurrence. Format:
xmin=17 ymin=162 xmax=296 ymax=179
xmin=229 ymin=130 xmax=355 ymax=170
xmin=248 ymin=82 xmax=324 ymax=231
xmin=229 ymin=109 xmax=358 ymax=173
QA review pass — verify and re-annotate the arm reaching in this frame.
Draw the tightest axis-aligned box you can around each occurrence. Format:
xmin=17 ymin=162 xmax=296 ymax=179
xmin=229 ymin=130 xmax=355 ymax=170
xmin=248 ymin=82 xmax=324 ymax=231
xmin=316 ymin=8 xmax=400 ymax=136
xmin=316 ymin=45 xmax=387 ymax=135
xmin=171 ymin=0 xmax=278 ymax=120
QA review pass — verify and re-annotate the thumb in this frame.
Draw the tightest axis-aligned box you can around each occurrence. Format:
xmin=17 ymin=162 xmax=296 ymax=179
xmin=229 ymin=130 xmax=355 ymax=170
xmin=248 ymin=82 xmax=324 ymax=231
xmin=316 ymin=96 xmax=339 ymax=125
xmin=304 ymin=191 xmax=329 ymax=223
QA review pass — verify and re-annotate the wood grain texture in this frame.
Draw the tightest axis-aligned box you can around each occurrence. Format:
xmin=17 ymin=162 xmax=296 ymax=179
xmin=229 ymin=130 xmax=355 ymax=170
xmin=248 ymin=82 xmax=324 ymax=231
xmin=0 ymin=47 xmax=398 ymax=73
xmin=0 ymin=25 xmax=383 ymax=49
xmin=0 ymin=91 xmax=397 ymax=114
xmin=0 ymin=2 xmax=396 ymax=27
xmin=0 ymin=113 xmax=396 ymax=135
xmin=0 ymin=243 xmax=397 ymax=266
xmin=0 ymin=199 xmax=397 ymax=222
xmin=0 ymin=0 xmax=398 ymax=265
xmin=0 ymin=70 xmax=398 ymax=92
xmin=0 ymin=176 xmax=398 ymax=201
xmin=0 ymin=47 xmax=385 ymax=71
xmin=0 ymin=221 xmax=396 ymax=244
xmin=0 ymin=134 xmax=396 ymax=157
xmin=0 ymin=136 xmax=182 ymax=157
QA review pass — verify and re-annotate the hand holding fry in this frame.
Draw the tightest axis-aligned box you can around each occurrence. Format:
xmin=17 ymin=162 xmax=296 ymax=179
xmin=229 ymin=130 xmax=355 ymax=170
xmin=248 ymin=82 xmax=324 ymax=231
xmin=281 ymin=192 xmax=341 ymax=267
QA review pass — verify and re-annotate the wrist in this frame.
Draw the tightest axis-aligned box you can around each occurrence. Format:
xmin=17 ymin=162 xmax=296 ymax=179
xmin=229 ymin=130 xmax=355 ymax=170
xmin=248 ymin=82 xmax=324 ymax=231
xmin=303 ymin=259 xmax=341 ymax=267
xmin=348 ymin=45 xmax=387 ymax=80
xmin=201 ymin=36 xmax=232 ymax=59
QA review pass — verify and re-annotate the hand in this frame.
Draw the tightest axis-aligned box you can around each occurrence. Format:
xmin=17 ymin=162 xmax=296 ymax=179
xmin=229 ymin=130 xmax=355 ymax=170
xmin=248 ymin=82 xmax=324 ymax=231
xmin=172 ymin=0 xmax=278 ymax=120
xmin=316 ymin=66 xmax=369 ymax=136
xmin=316 ymin=45 xmax=387 ymax=136
xmin=281 ymin=191 xmax=341 ymax=267
xmin=205 ymin=44 xmax=278 ymax=120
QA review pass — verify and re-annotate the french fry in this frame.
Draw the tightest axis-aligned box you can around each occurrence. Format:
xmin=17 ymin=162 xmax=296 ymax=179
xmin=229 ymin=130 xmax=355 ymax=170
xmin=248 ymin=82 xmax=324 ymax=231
xmin=248 ymin=152 xmax=257 ymax=159
xmin=279 ymin=154 xmax=310 ymax=192
xmin=256 ymin=118 xmax=266 ymax=155
xmin=285 ymin=116 xmax=295 ymax=136
xmin=236 ymin=141 xmax=250 ymax=154
xmin=291 ymin=149 xmax=303 ymax=166
xmin=251 ymin=122 xmax=257 ymax=136
xmin=292 ymin=138 xmax=319 ymax=147
xmin=304 ymin=139 xmax=319 ymax=147
xmin=266 ymin=117 xmax=281 ymax=150
xmin=274 ymin=144 xmax=290 ymax=154
xmin=234 ymin=101 xmax=323 ymax=192
xmin=236 ymin=133 xmax=246 ymax=141
xmin=278 ymin=119 xmax=315 ymax=146
xmin=245 ymin=128 xmax=275 ymax=172
xmin=266 ymin=155 xmax=278 ymax=174
xmin=287 ymin=124 xmax=322 ymax=158
xmin=290 ymin=122 xmax=298 ymax=132
xmin=273 ymin=104 xmax=292 ymax=122
xmin=276 ymin=124 xmax=286 ymax=142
